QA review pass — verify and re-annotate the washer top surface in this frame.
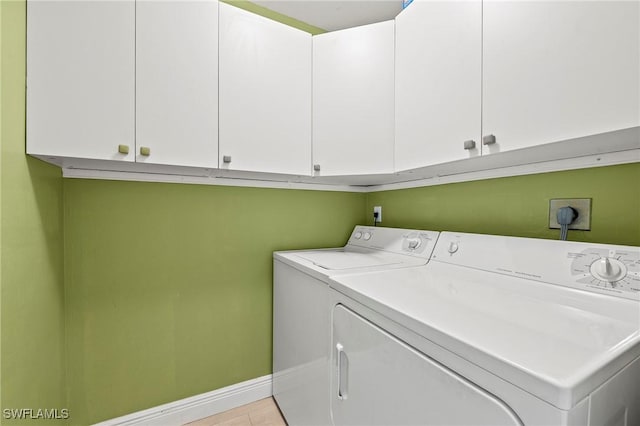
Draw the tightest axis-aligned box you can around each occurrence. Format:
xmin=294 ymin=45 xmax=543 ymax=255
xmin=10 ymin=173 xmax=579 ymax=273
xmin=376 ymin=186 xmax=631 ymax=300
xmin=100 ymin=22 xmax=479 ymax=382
xmin=293 ymin=250 xmax=402 ymax=270
xmin=274 ymin=226 xmax=439 ymax=282
xmin=329 ymin=232 xmax=640 ymax=410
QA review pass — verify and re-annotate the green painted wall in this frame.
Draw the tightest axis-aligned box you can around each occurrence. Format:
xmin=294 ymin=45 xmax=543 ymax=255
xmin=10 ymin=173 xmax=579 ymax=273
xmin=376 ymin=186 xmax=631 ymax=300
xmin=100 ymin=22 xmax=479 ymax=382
xmin=62 ymin=164 xmax=640 ymax=425
xmin=1 ymin=0 xmax=3 ymax=410
xmin=63 ymin=180 xmax=365 ymax=424
xmin=366 ymin=163 xmax=640 ymax=246
xmin=1 ymin=1 xmax=67 ymax=424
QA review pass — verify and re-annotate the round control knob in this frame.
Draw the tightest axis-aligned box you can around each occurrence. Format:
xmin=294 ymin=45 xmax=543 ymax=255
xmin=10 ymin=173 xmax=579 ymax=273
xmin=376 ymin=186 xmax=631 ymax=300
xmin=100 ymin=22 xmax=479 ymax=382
xmin=590 ymin=257 xmax=626 ymax=283
xmin=363 ymin=232 xmax=372 ymax=241
xmin=447 ymin=242 xmax=459 ymax=254
xmin=354 ymin=232 xmax=362 ymax=239
xmin=407 ymin=238 xmax=421 ymax=250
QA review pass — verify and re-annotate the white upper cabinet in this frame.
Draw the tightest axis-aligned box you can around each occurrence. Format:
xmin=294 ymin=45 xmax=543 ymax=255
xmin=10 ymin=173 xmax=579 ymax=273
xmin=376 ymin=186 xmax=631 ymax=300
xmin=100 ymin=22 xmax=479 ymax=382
xmin=219 ymin=3 xmax=312 ymax=175
xmin=482 ymin=0 xmax=640 ymax=154
xmin=27 ymin=0 xmax=638 ymax=183
xmin=395 ymin=0 xmax=482 ymax=172
xmin=313 ymin=21 xmax=395 ymax=176
xmin=136 ymin=0 xmax=219 ymax=168
xmin=27 ymin=0 xmax=135 ymax=161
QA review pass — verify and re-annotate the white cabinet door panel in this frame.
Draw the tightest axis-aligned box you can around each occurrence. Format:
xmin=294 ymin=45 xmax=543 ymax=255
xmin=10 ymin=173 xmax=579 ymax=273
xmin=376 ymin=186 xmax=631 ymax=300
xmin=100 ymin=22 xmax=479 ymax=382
xmin=395 ymin=0 xmax=482 ymax=171
xmin=136 ymin=0 xmax=218 ymax=168
xmin=483 ymin=1 xmax=640 ymax=154
xmin=313 ymin=21 xmax=395 ymax=176
xmin=219 ymin=3 xmax=312 ymax=176
xmin=27 ymin=0 xmax=135 ymax=161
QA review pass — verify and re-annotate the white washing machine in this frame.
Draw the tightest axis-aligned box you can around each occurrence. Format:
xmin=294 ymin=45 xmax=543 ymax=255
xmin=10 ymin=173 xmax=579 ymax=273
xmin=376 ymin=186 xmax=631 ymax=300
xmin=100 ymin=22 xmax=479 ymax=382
xmin=329 ymin=232 xmax=640 ymax=425
xmin=273 ymin=226 xmax=440 ymax=425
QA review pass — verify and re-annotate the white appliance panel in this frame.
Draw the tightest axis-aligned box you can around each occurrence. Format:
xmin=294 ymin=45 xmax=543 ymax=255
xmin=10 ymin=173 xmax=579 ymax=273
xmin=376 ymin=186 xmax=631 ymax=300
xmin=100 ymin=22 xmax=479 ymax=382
xmin=432 ymin=232 xmax=640 ymax=300
xmin=588 ymin=356 xmax=640 ymax=426
xmin=330 ymin=263 xmax=640 ymax=409
xmin=294 ymin=251 xmax=402 ymax=270
xmin=330 ymin=231 xmax=640 ymax=415
xmin=273 ymin=226 xmax=439 ymax=426
xmin=273 ymin=261 xmax=331 ymax=426
xmin=347 ymin=226 xmax=439 ymax=259
xmin=328 ymin=288 xmax=591 ymax=426
xmin=331 ymin=304 xmax=522 ymax=426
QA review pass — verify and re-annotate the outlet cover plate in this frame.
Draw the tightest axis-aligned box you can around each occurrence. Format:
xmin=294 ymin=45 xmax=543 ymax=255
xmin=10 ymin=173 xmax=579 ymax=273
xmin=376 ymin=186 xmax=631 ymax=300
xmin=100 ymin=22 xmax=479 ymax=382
xmin=549 ymin=198 xmax=592 ymax=230
xmin=373 ymin=206 xmax=382 ymax=223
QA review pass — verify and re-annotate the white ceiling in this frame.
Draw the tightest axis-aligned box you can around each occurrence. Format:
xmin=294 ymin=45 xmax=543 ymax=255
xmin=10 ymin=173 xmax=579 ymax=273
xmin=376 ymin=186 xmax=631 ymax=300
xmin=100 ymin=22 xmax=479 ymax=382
xmin=251 ymin=0 xmax=404 ymax=32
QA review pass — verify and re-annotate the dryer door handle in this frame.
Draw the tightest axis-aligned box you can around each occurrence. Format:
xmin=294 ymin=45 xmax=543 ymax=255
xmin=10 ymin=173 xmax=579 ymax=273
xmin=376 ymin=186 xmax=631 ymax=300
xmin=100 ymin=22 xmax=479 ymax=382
xmin=337 ymin=343 xmax=349 ymax=400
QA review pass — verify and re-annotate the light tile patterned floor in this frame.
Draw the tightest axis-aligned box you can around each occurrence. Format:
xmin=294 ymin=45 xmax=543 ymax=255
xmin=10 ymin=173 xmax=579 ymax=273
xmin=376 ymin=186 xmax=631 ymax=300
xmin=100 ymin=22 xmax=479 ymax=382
xmin=185 ymin=397 xmax=286 ymax=426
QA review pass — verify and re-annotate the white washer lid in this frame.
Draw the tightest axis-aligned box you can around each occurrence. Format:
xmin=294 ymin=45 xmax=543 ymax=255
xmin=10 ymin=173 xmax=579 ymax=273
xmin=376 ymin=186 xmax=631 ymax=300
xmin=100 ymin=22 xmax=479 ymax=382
xmin=330 ymin=263 xmax=640 ymax=410
xmin=294 ymin=251 xmax=402 ymax=270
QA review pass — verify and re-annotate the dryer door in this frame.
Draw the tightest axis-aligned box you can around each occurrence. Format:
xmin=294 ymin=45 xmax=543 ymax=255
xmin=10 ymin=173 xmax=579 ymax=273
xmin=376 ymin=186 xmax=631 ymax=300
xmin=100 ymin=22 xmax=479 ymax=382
xmin=332 ymin=304 xmax=523 ymax=426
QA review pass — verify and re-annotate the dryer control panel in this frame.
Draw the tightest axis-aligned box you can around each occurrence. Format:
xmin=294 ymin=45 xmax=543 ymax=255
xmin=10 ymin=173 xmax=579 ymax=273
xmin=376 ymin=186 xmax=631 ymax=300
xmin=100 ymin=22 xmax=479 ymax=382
xmin=432 ymin=232 xmax=640 ymax=300
xmin=570 ymin=248 xmax=640 ymax=293
xmin=347 ymin=226 xmax=439 ymax=260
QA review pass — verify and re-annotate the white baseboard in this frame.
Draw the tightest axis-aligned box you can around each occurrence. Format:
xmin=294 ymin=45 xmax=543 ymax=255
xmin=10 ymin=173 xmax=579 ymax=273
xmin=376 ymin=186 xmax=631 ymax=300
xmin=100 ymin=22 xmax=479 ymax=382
xmin=93 ymin=375 xmax=273 ymax=426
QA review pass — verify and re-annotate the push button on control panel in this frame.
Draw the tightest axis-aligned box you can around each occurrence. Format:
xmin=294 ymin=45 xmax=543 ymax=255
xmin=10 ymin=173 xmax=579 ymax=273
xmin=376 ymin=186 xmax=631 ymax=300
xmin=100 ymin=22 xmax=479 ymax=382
xmin=363 ymin=232 xmax=372 ymax=241
xmin=354 ymin=231 xmax=362 ymax=240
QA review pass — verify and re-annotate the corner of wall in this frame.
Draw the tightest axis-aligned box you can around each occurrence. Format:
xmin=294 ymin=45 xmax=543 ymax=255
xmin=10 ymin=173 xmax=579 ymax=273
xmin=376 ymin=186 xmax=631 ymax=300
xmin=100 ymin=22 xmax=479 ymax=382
xmin=219 ymin=0 xmax=328 ymax=35
xmin=0 ymin=0 xmax=4 ymax=412
xmin=1 ymin=0 xmax=67 ymax=423
xmin=364 ymin=163 xmax=640 ymax=246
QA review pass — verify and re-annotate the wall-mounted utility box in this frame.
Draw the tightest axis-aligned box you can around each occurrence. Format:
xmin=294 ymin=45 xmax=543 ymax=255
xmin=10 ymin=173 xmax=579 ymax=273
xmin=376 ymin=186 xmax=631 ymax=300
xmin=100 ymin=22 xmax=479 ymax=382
xmin=549 ymin=198 xmax=592 ymax=230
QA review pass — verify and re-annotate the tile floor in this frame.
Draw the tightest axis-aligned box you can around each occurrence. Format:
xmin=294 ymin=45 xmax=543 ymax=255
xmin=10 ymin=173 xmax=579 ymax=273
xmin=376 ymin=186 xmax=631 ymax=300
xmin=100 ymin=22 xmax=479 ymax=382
xmin=185 ymin=397 xmax=286 ymax=426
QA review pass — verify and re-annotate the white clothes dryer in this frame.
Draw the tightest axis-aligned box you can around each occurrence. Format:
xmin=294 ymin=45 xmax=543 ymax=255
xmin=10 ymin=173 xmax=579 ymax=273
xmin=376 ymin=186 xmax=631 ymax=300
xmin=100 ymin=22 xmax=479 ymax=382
xmin=273 ymin=226 xmax=439 ymax=425
xmin=329 ymin=232 xmax=640 ymax=425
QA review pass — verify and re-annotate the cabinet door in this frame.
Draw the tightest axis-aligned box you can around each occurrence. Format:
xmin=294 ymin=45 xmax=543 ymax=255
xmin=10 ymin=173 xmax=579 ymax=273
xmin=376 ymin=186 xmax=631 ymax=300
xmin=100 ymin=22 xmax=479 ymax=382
xmin=27 ymin=0 xmax=135 ymax=161
xmin=483 ymin=1 xmax=640 ymax=154
xmin=136 ymin=0 xmax=218 ymax=168
xmin=395 ymin=0 xmax=482 ymax=172
xmin=313 ymin=21 xmax=395 ymax=176
xmin=219 ymin=3 xmax=312 ymax=175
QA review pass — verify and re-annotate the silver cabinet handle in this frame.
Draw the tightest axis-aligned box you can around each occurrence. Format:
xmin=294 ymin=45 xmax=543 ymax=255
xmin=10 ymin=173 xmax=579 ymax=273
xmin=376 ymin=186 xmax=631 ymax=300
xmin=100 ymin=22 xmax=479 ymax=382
xmin=313 ymin=164 xmax=321 ymax=172
xmin=223 ymin=155 xmax=232 ymax=163
xmin=482 ymin=134 xmax=496 ymax=145
xmin=337 ymin=343 xmax=348 ymax=400
xmin=463 ymin=140 xmax=476 ymax=150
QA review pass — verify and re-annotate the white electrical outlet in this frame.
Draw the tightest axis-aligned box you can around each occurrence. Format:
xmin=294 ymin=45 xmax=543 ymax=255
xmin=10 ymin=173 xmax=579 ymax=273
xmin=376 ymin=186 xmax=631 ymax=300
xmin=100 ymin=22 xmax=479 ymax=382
xmin=373 ymin=206 xmax=382 ymax=223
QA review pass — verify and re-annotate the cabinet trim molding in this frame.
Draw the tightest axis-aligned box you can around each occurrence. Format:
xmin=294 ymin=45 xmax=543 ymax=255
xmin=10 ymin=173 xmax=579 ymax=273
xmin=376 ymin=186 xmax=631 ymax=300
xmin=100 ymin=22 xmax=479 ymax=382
xmin=39 ymin=126 xmax=639 ymax=191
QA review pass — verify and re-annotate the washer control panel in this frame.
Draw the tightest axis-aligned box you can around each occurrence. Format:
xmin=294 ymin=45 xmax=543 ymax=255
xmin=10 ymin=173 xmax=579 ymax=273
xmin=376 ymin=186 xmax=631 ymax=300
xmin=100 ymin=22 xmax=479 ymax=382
xmin=432 ymin=232 xmax=640 ymax=300
xmin=348 ymin=226 xmax=439 ymax=260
